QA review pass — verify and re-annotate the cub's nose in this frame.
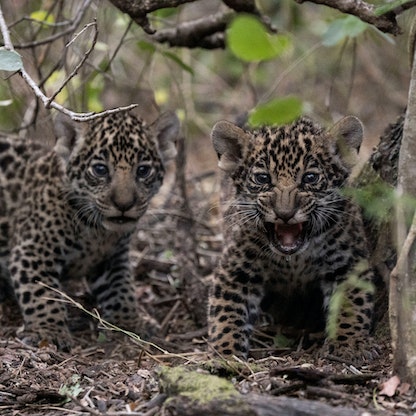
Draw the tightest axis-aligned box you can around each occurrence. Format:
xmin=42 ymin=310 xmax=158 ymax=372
xmin=110 ymin=192 xmax=137 ymax=213
xmin=275 ymin=207 xmax=297 ymax=223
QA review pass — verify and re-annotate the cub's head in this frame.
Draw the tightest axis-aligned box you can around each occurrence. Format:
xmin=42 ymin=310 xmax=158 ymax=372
xmin=55 ymin=111 xmax=179 ymax=232
xmin=211 ymin=116 xmax=363 ymax=255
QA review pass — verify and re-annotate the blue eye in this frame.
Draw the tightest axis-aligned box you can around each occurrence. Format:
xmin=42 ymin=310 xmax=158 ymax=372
xmin=302 ymin=172 xmax=319 ymax=184
xmin=254 ymin=173 xmax=271 ymax=185
xmin=137 ymin=164 xmax=152 ymax=179
xmin=92 ymin=163 xmax=108 ymax=177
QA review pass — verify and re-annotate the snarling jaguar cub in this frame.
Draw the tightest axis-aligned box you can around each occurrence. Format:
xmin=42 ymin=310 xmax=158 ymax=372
xmin=208 ymin=116 xmax=375 ymax=360
xmin=0 ymin=111 xmax=179 ymax=349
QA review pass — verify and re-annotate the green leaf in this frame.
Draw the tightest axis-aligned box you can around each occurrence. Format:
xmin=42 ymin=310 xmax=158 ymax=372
xmin=327 ymin=264 xmax=374 ymax=340
xmin=162 ymin=51 xmax=194 ymax=75
xmin=30 ymin=10 xmax=55 ymax=25
xmin=248 ymin=96 xmax=303 ymax=127
xmin=227 ymin=15 xmax=291 ymax=62
xmin=0 ymin=49 xmax=23 ymax=72
xmin=137 ymin=40 xmax=156 ymax=53
xmin=375 ymin=0 xmax=411 ymax=16
xmin=322 ymin=15 xmax=368 ymax=47
xmin=273 ymin=333 xmax=294 ymax=348
xmin=152 ymin=7 xmax=177 ymax=18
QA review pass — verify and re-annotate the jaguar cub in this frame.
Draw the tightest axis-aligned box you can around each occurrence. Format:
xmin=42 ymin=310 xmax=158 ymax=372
xmin=0 ymin=111 xmax=179 ymax=349
xmin=208 ymin=116 xmax=375 ymax=360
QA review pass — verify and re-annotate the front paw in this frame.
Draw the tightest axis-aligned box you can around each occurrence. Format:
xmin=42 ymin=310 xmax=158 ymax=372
xmin=18 ymin=326 xmax=73 ymax=351
xmin=106 ymin=308 xmax=161 ymax=340
xmin=134 ymin=312 xmax=161 ymax=340
xmin=322 ymin=337 xmax=381 ymax=365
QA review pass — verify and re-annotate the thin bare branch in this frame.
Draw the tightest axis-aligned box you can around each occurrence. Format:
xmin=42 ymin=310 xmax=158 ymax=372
xmin=46 ymin=20 xmax=98 ymax=106
xmin=0 ymin=5 xmax=138 ymax=121
xmin=11 ymin=0 xmax=93 ymax=49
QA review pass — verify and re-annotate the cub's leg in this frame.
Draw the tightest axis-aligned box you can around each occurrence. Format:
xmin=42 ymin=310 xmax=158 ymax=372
xmin=208 ymin=248 xmax=264 ymax=358
xmin=87 ymin=237 xmax=158 ymax=338
xmin=323 ymin=264 xmax=376 ymax=360
xmin=9 ymin=240 xmax=72 ymax=350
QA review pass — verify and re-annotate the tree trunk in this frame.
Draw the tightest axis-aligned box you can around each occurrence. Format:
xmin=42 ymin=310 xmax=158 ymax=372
xmin=391 ymin=44 xmax=416 ymax=383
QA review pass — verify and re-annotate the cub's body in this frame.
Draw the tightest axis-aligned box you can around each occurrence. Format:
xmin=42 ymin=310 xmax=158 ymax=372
xmin=0 ymin=112 xmax=178 ymax=348
xmin=208 ymin=116 xmax=374 ymax=359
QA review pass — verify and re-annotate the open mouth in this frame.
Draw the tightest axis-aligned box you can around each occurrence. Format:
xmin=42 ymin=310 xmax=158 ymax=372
xmin=107 ymin=216 xmax=137 ymax=225
xmin=266 ymin=222 xmax=307 ymax=255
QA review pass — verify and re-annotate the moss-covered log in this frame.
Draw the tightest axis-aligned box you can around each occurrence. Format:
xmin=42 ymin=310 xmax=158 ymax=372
xmin=158 ymin=366 xmax=384 ymax=416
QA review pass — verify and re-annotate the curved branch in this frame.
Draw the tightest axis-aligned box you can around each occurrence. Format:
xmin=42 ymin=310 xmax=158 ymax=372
xmin=152 ymin=11 xmax=232 ymax=49
xmin=108 ymin=0 xmax=196 ymax=34
xmin=295 ymin=0 xmax=402 ymax=35
xmin=108 ymin=0 xmax=409 ymax=50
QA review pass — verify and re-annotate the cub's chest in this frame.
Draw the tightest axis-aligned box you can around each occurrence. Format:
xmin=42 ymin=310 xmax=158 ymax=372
xmin=60 ymin=231 xmax=128 ymax=280
xmin=264 ymin=254 xmax=314 ymax=287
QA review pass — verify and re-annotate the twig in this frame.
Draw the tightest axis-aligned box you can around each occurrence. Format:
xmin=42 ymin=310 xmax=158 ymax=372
xmin=270 ymin=381 xmax=305 ymax=396
xmin=0 ymin=5 xmax=138 ymax=121
xmin=36 ymin=281 xmax=203 ymax=364
xmin=306 ymin=385 xmax=367 ymax=405
xmin=11 ymin=0 xmax=93 ymax=49
xmin=46 ymin=20 xmax=98 ymax=106
xmin=160 ymin=299 xmax=182 ymax=335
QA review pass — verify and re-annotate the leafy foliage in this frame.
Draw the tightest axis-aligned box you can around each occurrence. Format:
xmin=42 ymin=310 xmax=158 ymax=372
xmin=326 ymin=262 xmax=375 ymax=340
xmin=346 ymin=181 xmax=416 ymax=227
xmin=0 ymin=49 xmax=23 ymax=72
xmin=322 ymin=15 xmax=369 ymax=46
xmin=374 ymin=0 xmax=410 ymax=16
xmin=248 ymin=96 xmax=303 ymax=126
xmin=227 ymin=14 xmax=292 ymax=62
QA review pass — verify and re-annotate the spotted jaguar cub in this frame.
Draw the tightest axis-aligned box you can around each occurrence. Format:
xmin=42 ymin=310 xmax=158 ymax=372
xmin=208 ymin=116 xmax=375 ymax=360
xmin=0 ymin=111 xmax=179 ymax=349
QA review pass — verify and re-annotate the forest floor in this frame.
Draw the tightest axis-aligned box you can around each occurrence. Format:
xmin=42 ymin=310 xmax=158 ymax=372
xmin=0 ymin=158 xmax=415 ymax=416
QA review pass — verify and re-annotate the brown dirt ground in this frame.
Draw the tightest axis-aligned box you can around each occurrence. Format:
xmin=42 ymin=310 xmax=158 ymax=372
xmin=1 ymin=157 xmax=415 ymax=416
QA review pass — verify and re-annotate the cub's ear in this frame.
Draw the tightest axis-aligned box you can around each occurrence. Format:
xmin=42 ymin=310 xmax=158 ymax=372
xmin=152 ymin=111 xmax=180 ymax=162
xmin=211 ymin=120 xmax=250 ymax=172
xmin=329 ymin=116 xmax=363 ymax=168
xmin=53 ymin=113 xmax=83 ymax=161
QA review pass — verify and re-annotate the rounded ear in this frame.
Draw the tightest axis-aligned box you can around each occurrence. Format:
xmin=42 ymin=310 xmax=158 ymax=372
xmin=330 ymin=115 xmax=363 ymax=151
xmin=329 ymin=116 xmax=364 ymax=167
xmin=211 ymin=120 xmax=250 ymax=172
xmin=53 ymin=113 xmax=83 ymax=161
xmin=151 ymin=111 xmax=180 ymax=162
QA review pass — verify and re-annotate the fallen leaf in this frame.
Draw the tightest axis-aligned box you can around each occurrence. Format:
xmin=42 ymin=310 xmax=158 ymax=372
xmin=379 ymin=375 xmax=400 ymax=397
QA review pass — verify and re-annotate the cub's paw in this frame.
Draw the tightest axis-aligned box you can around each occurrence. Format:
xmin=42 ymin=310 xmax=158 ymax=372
xmin=134 ymin=311 xmax=161 ymax=340
xmin=18 ymin=327 xmax=73 ymax=351
xmin=105 ymin=308 xmax=161 ymax=340
xmin=322 ymin=337 xmax=381 ymax=365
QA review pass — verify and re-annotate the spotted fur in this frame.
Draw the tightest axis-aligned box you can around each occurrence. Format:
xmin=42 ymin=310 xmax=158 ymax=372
xmin=0 ymin=111 xmax=179 ymax=349
xmin=208 ymin=116 xmax=375 ymax=359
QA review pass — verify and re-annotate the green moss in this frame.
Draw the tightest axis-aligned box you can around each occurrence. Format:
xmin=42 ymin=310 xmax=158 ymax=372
xmin=158 ymin=366 xmax=239 ymax=404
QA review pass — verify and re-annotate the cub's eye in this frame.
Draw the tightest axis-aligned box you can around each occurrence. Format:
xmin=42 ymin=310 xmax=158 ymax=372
xmin=253 ymin=173 xmax=271 ymax=185
xmin=137 ymin=164 xmax=152 ymax=179
xmin=302 ymin=172 xmax=320 ymax=185
xmin=91 ymin=163 xmax=109 ymax=177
